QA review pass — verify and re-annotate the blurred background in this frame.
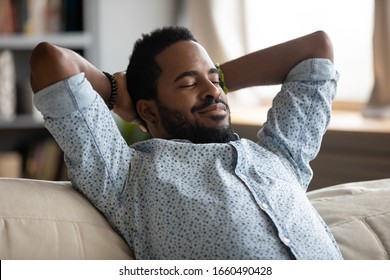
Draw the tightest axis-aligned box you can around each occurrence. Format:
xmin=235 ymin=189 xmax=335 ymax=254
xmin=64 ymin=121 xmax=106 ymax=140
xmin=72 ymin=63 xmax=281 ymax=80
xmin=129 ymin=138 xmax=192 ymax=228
xmin=0 ymin=0 xmax=389 ymax=190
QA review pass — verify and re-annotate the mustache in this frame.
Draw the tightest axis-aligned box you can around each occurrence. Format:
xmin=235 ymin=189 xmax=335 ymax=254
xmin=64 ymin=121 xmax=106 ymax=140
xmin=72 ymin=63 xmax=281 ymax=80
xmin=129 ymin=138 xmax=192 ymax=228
xmin=191 ymin=97 xmax=229 ymax=113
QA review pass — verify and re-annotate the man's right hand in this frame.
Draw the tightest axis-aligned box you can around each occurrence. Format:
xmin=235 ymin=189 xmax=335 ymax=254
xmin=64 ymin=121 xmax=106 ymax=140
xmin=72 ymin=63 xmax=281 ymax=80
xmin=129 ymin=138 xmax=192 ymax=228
xmin=112 ymin=71 xmax=147 ymax=132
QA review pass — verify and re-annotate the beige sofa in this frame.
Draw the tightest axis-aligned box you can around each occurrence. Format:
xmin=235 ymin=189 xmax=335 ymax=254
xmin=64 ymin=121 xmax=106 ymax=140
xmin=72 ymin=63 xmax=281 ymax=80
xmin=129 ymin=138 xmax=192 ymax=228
xmin=0 ymin=177 xmax=389 ymax=260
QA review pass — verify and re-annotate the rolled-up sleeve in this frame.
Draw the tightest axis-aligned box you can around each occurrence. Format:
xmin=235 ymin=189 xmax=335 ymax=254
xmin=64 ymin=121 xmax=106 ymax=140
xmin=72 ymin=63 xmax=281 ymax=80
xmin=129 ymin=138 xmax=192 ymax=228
xmin=258 ymin=58 xmax=339 ymax=188
xmin=34 ymin=73 xmax=96 ymax=118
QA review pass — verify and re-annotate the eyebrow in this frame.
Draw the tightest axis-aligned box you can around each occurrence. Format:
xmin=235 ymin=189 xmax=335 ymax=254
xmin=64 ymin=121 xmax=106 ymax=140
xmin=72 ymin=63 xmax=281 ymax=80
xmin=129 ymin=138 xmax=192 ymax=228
xmin=173 ymin=68 xmax=219 ymax=83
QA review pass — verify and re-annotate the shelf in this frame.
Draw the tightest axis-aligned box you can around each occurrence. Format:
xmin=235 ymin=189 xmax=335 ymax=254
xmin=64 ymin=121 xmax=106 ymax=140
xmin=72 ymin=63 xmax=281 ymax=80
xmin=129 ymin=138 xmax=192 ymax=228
xmin=0 ymin=32 xmax=92 ymax=50
xmin=0 ymin=115 xmax=44 ymax=130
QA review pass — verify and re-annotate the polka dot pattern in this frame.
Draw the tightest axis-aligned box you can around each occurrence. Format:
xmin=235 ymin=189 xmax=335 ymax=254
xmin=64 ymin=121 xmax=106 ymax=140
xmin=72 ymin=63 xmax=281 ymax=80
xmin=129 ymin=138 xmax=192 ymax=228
xmin=34 ymin=59 xmax=342 ymax=259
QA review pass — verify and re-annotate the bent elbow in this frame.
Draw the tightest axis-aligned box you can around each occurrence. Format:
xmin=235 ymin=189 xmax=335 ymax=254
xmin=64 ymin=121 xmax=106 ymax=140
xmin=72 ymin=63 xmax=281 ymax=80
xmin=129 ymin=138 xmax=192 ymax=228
xmin=30 ymin=42 xmax=73 ymax=93
xmin=30 ymin=42 xmax=58 ymax=93
xmin=30 ymin=42 xmax=56 ymax=70
xmin=312 ymin=30 xmax=334 ymax=63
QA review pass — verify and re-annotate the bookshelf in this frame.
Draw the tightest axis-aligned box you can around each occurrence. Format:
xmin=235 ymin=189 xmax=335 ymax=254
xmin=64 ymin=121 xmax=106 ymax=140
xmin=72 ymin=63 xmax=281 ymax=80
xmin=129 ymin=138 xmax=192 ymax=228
xmin=0 ymin=0 xmax=175 ymax=180
xmin=0 ymin=0 xmax=90 ymax=180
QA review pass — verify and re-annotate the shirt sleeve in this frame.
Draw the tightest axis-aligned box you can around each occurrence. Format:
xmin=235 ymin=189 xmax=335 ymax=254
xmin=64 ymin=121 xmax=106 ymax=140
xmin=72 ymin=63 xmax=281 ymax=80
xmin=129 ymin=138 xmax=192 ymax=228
xmin=257 ymin=58 xmax=339 ymax=189
xmin=34 ymin=73 xmax=133 ymax=220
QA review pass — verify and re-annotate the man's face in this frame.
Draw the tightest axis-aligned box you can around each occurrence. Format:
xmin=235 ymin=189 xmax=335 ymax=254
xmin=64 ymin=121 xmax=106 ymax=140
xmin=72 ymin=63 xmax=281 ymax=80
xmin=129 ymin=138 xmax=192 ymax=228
xmin=153 ymin=40 xmax=234 ymax=143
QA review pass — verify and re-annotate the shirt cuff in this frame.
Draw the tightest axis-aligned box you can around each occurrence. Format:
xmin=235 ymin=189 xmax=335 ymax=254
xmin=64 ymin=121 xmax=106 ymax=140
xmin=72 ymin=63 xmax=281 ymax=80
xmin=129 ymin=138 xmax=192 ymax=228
xmin=33 ymin=73 xmax=97 ymax=118
xmin=285 ymin=58 xmax=340 ymax=82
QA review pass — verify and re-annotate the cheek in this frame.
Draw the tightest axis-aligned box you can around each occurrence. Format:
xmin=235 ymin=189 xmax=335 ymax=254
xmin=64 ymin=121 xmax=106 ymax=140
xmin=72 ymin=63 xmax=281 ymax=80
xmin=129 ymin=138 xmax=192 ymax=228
xmin=156 ymin=96 xmax=195 ymax=122
xmin=219 ymin=94 xmax=229 ymax=105
xmin=162 ymin=94 xmax=197 ymax=114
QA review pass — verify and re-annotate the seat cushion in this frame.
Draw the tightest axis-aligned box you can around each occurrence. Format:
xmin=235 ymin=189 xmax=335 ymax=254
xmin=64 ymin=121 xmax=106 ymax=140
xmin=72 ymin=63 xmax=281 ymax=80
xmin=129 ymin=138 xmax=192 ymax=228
xmin=0 ymin=178 xmax=134 ymax=259
xmin=308 ymin=178 xmax=390 ymax=260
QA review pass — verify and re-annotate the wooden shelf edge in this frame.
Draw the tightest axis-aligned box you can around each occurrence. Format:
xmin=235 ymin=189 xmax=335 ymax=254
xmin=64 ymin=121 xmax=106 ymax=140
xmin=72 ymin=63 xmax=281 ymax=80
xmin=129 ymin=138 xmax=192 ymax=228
xmin=0 ymin=32 xmax=92 ymax=50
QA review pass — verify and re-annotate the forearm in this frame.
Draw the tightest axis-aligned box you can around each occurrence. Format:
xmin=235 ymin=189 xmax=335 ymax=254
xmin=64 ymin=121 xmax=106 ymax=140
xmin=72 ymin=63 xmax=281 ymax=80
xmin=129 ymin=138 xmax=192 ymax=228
xmin=220 ymin=31 xmax=333 ymax=91
xmin=30 ymin=42 xmax=111 ymax=103
xmin=30 ymin=42 xmax=136 ymax=122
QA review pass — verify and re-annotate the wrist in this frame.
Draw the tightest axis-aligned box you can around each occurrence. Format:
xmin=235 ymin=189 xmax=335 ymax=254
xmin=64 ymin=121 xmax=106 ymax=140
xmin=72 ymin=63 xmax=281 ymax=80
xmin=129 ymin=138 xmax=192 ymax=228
xmin=102 ymin=71 xmax=118 ymax=110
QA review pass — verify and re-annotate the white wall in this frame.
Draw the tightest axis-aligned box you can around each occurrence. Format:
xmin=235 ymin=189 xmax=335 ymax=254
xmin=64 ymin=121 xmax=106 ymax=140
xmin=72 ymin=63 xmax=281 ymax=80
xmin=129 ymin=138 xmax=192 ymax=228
xmin=86 ymin=0 xmax=176 ymax=72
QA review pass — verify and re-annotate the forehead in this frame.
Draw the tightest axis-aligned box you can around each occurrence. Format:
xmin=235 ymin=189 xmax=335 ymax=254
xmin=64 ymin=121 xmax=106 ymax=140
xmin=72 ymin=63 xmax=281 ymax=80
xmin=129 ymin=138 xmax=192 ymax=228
xmin=156 ymin=40 xmax=214 ymax=78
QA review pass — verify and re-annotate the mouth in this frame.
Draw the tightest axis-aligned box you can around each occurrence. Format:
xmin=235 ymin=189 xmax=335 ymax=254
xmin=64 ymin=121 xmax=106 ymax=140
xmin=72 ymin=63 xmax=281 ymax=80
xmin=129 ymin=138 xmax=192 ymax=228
xmin=197 ymin=103 xmax=227 ymax=114
xmin=192 ymin=97 xmax=229 ymax=114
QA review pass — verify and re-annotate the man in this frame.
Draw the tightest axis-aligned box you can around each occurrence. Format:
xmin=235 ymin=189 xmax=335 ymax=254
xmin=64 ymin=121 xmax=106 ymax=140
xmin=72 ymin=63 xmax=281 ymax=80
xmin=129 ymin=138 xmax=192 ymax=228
xmin=30 ymin=26 xmax=342 ymax=259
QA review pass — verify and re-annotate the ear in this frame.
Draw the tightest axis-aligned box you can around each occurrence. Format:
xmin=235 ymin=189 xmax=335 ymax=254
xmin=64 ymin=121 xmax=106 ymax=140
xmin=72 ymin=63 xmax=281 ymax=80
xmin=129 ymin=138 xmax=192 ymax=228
xmin=136 ymin=99 xmax=158 ymax=126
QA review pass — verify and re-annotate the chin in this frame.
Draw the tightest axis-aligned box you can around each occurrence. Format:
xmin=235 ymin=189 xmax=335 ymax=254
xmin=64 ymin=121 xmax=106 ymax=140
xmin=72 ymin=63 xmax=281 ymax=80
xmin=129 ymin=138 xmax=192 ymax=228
xmin=201 ymin=114 xmax=230 ymax=127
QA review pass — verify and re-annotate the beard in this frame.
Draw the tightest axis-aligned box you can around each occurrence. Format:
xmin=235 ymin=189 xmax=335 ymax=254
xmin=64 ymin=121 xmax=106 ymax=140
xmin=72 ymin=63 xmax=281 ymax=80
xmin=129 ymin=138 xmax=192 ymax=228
xmin=156 ymin=98 xmax=236 ymax=144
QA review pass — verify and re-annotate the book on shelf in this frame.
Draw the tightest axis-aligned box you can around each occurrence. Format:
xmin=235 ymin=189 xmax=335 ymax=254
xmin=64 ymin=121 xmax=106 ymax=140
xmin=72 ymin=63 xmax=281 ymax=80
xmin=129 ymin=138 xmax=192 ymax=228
xmin=0 ymin=0 xmax=83 ymax=35
xmin=0 ymin=152 xmax=22 ymax=178
xmin=0 ymin=50 xmax=16 ymax=121
xmin=0 ymin=49 xmax=39 ymax=120
xmin=26 ymin=137 xmax=67 ymax=181
xmin=0 ymin=0 xmax=14 ymax=34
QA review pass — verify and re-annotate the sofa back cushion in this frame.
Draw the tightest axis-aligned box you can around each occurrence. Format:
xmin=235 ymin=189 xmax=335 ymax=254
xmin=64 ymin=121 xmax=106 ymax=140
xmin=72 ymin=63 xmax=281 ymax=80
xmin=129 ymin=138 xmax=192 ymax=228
xmin=308 ymin=178 xmax=390 ymax=260
xmin=0 ymin=178 xmax=133 ymax=260
xmin=2 ymin=177 xmax=389 ymax=260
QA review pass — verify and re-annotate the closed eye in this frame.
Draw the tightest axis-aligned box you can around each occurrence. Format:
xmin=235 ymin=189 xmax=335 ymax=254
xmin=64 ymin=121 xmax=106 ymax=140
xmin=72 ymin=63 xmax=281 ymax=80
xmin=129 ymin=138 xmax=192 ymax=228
xmin=180 ymin=83 xmax=196 ymax=88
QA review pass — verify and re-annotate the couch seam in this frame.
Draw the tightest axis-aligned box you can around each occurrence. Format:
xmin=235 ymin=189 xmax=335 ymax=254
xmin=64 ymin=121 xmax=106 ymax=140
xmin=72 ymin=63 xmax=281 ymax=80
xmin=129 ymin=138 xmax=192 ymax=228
xmin=309 ymin=190 xmax=390 ymax=202
xmin=329 ymin=210 xmax=390 ymax=259
xmin=328 ymin=209 xmax=390 ymax=228
xmin=71 ymin=222 xmax=86 ymax=259
xmin=0 ymin=215 xmax=112 ymax=230
xmin=362 ymin=218 xmax=389 ymax=259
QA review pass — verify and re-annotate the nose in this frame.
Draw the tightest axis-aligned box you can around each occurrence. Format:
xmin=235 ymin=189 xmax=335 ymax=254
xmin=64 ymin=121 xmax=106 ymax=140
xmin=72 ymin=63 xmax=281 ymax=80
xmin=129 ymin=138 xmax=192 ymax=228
xmin=200 ymin=80 xmax=222 ymax=100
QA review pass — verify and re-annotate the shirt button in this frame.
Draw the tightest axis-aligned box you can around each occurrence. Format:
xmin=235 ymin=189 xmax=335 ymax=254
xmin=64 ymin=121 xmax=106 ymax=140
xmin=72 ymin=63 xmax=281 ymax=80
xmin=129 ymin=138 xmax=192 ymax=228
xmin=282 ymin=236 xmax=291 ymax=244
xmin=261 ymin=203 xmax=269 ymax=210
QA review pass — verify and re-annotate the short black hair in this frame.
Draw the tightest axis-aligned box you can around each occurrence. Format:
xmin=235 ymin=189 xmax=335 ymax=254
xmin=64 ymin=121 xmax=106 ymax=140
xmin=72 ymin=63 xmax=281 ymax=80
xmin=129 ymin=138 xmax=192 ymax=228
xmin=126 ymin=26 xmax=197 ymax=125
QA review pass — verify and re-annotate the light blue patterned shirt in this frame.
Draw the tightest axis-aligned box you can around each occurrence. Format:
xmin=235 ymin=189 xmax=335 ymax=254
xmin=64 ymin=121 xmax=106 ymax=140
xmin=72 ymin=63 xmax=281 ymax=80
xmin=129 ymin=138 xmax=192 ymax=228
xmin=34 ymin=58 xmax=342 ymax=260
